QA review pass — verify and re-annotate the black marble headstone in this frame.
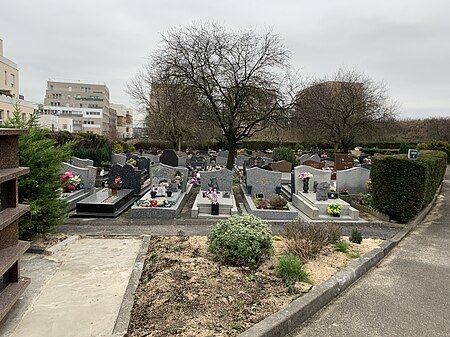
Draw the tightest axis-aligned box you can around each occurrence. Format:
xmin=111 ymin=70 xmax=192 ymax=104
xmin=108 ymin=164 xmax=143 ymax=196
xmin=160 ymin=149 xmax=178 ymax=167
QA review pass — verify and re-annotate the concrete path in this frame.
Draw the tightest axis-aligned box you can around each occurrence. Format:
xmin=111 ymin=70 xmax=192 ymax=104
xmin=0 ymin=238 xmax=142 ymax=337
xmin=288 ymin=167 xmax=450 ymax=337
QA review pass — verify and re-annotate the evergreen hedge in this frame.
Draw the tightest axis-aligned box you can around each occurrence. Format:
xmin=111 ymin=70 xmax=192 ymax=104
xmin=371 ymin=150 xmax=447 ymax=223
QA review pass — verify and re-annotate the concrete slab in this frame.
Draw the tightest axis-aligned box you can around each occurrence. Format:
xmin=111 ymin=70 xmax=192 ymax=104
xmin=3 ymin=238 xmax=141 ymax=337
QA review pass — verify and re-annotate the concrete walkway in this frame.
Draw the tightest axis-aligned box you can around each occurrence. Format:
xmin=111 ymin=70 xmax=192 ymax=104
xmin=0 ymin=238 xmax=142 ymax=337
xmin=288 ymin=167 xmax=450 ymax=337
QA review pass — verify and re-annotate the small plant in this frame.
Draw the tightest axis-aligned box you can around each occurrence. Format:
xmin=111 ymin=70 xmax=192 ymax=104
xmin=269 ymin=196 xmax=288 ymax=209
xmin=273 ymin=146 xmax=297 ymax=165
xmin=247 ymin=273 xmax=256 ymax=282
xmin=272 ymin=235 xmax=282 ymax=241
xmin=112 ymin=143 xmax=123 ymax=154
xmin=230 ymin=320 xmax=242 ymax=331
xmin=349 ymin=228 xmax=363 ymax=244
xmin=276 ymin=254 xmax=310 ymax=285
xmin=335 ymin=239 xmax=349 ymax=253
xmin=283 ymin=220 xmax=342 ymax=262
xmin=208 ymin=215 xmax=273 ymax=267
xmin=347 ymin=251 xmax=361 ymax=259
xmin=127 ymin=144 xmax=136 ymax=152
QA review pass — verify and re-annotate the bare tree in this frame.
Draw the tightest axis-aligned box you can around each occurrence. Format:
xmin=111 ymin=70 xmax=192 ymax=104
xmin=294 ymin=69 xmax=397 ymax=152
xmin=132 ymin=22 xmax=297 ymax=169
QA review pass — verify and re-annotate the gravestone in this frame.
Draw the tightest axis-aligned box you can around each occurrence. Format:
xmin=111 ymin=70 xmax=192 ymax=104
xmin=200 ymin=168 xmax=233 ymax=192
xmin=298 ymin=154 xmax=311 ymax=164
xmin=149 ymin=163 xmax=188 ymax=192
xmin=143 ymin=154 xmax=160 ymax=165
xmin=303 ymin=160 xmax=325 ymax=169
xmin=246 ymin=167 xmax=282 ymax=199
xmin=294 ymin=165 xmax=331 ymax=193
xmin=188 ymin=156 xmax=207 ymax=171
xmin=271 ymin=160 xmax=293 ymax=172
xmin=316 ymin=182 xmax=331 ymax=201
xmin=111 ymin=153 xmax=127 ymax=166
xmin=217 ymin=150 xmax=229 ymax=158
xmin=335 ymin=154 xmax=354 ymax=170
xmin=108 ymin=164 xmax=143 ymax=196
xmin=160 ymin=149 xmax=178 ymax=167
xmin=69 ymin=157 xmax=94 ymax=168
xmin=236 ymin=154 xmax=251 ymax=167
xmin=61 ymin=162 xmax=96 ymax=193
xmin=336 ymin=167 xmax=370 ymax=194
xmin=216 ymin=156 xmax=228 ymax=166
xmin=310 ymin=154 xmax=321 ymax=162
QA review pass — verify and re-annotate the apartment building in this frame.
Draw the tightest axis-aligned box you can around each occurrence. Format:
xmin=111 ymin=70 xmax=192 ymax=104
xmin=42 ymin=80 xmax=114 ymax=137
xmin=110 ymin=103 xmax=133 ymax=139
xmin=0 ymin=38 xmax=35 ymax=123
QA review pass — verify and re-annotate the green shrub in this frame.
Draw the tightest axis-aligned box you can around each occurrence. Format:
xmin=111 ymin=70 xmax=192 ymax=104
xmin=335 ymin=240 xmax=349 ymax=253
xmin=127 ymin=145 xmax=136 ymax=152
xmin=73 ymin=145 xmax=111 ymax=167
xmin=349 ymin=229 xmax=363 ymax=244
xmin=276 ymin=254 xmax=310 ymax=284
xmin=418 ymin=140 xmax=450 ymax=163
xmin=207 ymin=215 xmax=273 ymax=267
xmin=272 ymin=147 xmax=297 ymax=165
xmin=112 ymin=143 xmax=124 ymax=154
xmin=371 ymin=150 xmax=447 ymax=223
xmin=294 ymin=143 xmax=304 ymax=151
xmin=399 ymin=143 xmax=415 ymax=154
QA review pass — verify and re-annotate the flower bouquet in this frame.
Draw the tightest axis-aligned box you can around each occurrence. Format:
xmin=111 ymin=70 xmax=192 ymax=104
xmin=298 ymin=172 xmax=313 ymax=193
xmin=60 ymin=171 xmax=83 ymax=193
xmin=110 ymin=176 xmax=122 ymax=195
xmin=327 ymin=202 xmax=344 ymax=217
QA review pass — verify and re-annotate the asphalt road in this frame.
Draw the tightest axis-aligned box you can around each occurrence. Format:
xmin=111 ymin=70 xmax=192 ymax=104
xmin=288 ymin=167 xmax=450 ymax=337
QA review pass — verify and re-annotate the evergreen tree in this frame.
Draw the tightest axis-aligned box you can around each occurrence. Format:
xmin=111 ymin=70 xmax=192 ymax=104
xmin=2 ymin=102 xmax=74 ymax=236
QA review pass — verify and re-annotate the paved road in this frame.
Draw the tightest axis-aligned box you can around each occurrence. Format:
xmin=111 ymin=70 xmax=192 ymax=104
xmin=288 ymin=167 xmax=450 ymax=337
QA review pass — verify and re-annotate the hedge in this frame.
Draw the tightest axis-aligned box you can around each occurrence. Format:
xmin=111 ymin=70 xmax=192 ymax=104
xmin=371 ymin=150 xmax=447 ymax=223
xmin=418 ymin=140 xmax=450 ymax=163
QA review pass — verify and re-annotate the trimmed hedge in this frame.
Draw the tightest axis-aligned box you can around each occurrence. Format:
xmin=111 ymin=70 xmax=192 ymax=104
xmin=418 ymin=140 xmax=450 ymax=163
xmin=371 ymin=150 xmax=447 ymax=223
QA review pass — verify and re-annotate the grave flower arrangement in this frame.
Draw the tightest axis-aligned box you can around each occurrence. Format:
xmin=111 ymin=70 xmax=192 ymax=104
xmin=159 ymin=179 xmax=169 ymax=188
xmin=110 ymin=176 xmax=122 ymax=189
xmin=204 ymin=187 xmax=218 ymax=204
xmin=135 ymin=197 xmax=175 ymax=208
xmin=298 ymin=172 xmax=313 ymax=181
xmin=127 ymin=158 xmax=137 ymax=167
xmin=60 ymin=171 xmax=83 ymax=193
xmin=173 ymin=171 xmax=183 ymax=188
xmin=327 ymin=202 xmax=344 ymax=216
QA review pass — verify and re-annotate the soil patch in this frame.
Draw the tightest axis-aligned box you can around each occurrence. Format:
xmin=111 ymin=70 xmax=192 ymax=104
xmin=25 ymin=233 xmax=69 ymax=248
xmin=126 ymin=235 xmax=381 ymax=337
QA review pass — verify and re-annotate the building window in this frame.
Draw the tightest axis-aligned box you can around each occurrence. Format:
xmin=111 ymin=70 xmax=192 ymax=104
xmin=4 ymin=71 xmax=6 ymax=85
xmin=22 ymin=113 xmax=26 ymax=119
xmin=10 ymin=74 xmax=15 ymax=88
xmin=62 ymin=124 xmax=67 ymax=129
xmin=0 ymin=109 xmax=3 ymax=120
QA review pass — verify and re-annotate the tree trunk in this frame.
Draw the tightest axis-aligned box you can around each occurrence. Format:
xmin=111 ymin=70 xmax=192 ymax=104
xmin=226 ymin=142 xmax=237 ymax=170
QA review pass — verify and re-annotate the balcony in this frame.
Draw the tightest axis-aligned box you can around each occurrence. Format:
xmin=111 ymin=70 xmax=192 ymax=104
xmin=75 ymin=97 xmax=103 ymax=101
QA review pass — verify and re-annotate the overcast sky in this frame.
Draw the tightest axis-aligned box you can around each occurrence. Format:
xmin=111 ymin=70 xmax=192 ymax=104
xmin=1 ymin=0 xmax=449 ymax=124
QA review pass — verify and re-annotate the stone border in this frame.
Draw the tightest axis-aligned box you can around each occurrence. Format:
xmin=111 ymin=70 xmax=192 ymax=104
xmin=238 ymin=182 xmax=443 ymax=337
xmin=112 ymin=235 xmax=151 ymax=337
xmin=27 ymin=235 xmax=79 ymax=255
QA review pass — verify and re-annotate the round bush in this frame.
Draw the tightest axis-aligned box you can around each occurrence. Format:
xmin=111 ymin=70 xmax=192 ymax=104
xmin=207 ymin=215 xmax=273 ymax=267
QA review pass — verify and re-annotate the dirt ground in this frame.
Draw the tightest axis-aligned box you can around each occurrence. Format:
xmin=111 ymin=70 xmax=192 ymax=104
xmin=126 ymin=235 xmax=381 ymax=337
xmin=26 ymin=233 xmax=69 ymax=248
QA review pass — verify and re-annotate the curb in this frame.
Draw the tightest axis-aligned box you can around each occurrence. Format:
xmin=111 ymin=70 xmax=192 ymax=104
xmin=238 ymin=182 xmax=443 ymax=337
xmin=112 ymin=235 xmax=151 ymax=337
xmin=43 ymin=235 xmax=79 ymax=255
xmin=27 ymin=235 xmax=79 ymax=255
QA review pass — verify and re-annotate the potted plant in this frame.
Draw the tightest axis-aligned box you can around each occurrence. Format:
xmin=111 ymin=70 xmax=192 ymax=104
xmin=298 ymin=172 xmax=313 ymax=193
xmin=110 ymin=176 xmax=122 ymax=196
xmin=269 ymin=196 xmax=288 ymax=210
xmin=206 ymin=188 xmax=219 ymax=215
xmin=166 ymin=188 xmax=173 ymax=197
xmin=60 ymin=171 xmax=83 ymax=193
xmin=327 ymin=202 xmax=344 ymax=217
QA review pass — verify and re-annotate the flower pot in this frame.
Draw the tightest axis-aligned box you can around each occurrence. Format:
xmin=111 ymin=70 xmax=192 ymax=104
xmin=211 ymin=203 xmax=220 ymax=215
xmin=302 ymin=178 xmax=310 ymax=193
xmin=166 ymin=191 xmax=173 ymax=197
xmin=332 ymin=213 xmax=340 ymax=217
xmin=275 ymin=186 xmax=282 ymax=195
xmin=246 ymin=185 xmax=253 ymax=195
xmin=150 ymin=191 xmax=157 ymax=199
xmin=111 ymin=187 xmax=118 ymax=196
